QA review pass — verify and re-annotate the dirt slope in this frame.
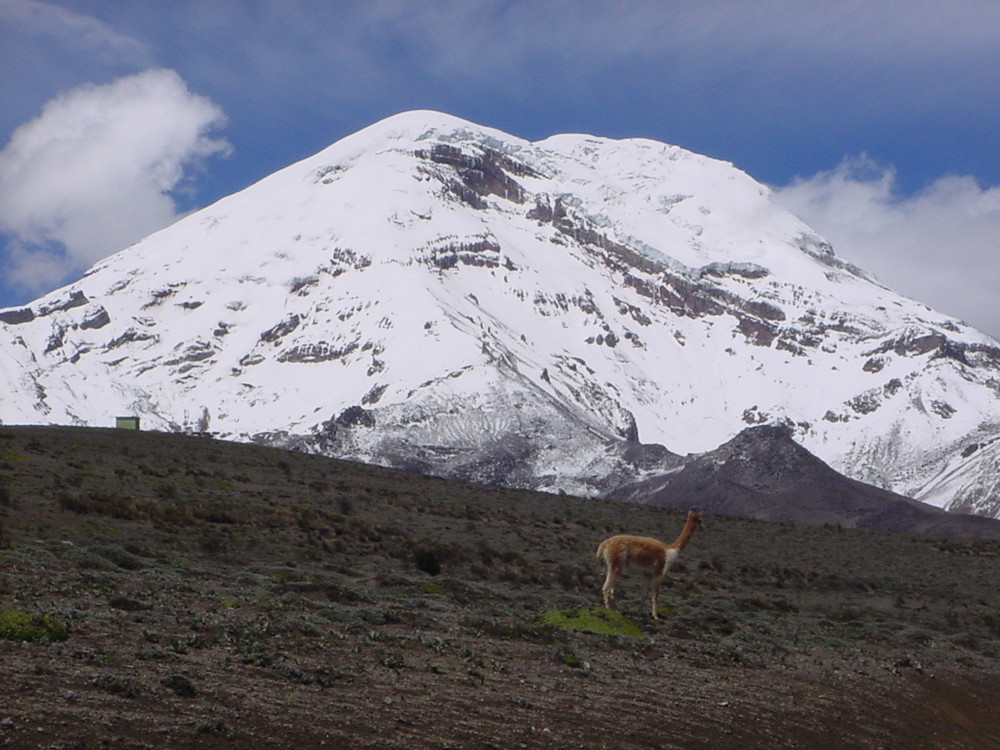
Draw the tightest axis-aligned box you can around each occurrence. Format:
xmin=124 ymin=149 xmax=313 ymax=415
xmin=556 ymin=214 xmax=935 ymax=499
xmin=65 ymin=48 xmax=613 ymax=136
xmin=1 ymin=425 xmax=999 ymax=749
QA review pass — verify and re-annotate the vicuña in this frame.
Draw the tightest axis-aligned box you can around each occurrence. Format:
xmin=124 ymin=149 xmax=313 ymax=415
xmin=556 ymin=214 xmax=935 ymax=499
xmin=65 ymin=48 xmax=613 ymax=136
xmin=596 ymin=510 xmax=702 ymax=619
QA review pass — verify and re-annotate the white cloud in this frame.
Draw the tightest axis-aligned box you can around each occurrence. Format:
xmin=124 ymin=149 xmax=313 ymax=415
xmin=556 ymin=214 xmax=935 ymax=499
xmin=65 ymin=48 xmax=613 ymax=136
xmin=773 ymin=157 xmax=1000 ymax=338
xmin=0 ymin=68 xmax=229 ymax=291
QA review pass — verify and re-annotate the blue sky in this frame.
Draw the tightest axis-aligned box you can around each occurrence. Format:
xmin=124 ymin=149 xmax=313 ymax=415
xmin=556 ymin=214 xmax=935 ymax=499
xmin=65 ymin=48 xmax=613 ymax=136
xmin=2 ymin=0 xmax=999 ymax=335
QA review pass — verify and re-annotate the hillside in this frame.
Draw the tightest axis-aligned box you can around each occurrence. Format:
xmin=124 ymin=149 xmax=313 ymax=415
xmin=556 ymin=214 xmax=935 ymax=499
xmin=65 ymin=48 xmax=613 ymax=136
xmin=2 ymin=426 xmax=1000 ymax=748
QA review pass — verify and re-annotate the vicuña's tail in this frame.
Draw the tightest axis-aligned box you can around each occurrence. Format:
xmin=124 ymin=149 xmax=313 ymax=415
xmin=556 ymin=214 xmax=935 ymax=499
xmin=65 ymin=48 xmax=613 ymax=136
xmin=596 ymin=539 xmax=609 ymax=563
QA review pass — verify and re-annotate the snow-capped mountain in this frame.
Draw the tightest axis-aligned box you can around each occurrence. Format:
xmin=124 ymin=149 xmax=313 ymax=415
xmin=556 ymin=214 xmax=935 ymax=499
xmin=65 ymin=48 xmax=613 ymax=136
xmin=3 ymin=110 xmax=1000 ymax=515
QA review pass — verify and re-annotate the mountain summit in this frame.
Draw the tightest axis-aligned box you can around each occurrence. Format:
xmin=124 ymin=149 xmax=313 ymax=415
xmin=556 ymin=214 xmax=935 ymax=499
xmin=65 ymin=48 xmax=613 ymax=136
xmin=3 ymin=111 xmax=1000 ymax=514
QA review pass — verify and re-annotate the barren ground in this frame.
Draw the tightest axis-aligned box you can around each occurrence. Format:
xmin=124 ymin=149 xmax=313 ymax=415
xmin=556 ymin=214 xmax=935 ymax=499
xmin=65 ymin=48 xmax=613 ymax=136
xmin=2 ymin=425 xmax=999 ymax=749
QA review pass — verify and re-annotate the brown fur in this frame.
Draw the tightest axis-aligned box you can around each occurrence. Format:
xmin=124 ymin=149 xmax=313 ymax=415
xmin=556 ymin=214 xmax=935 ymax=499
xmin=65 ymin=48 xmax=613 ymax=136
xmin=596 ymin=510 xmax=702 ymax=619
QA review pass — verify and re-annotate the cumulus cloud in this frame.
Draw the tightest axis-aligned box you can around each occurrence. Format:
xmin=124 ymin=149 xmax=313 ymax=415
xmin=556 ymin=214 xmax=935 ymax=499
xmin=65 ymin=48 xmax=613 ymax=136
xmin=774 ymin=157 xmax=1000 ymax=337
xmin=0 ymin=68 xmax=229 ymax=291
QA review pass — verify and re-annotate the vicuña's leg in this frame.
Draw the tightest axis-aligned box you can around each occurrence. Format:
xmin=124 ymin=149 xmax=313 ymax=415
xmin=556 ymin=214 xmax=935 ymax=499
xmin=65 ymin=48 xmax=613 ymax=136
xmin=650 ymin=577 xmax=662 ymax=619
xmin=602 ymin=567 xmax=619 ymax=610
xmin=650 ymin=559 xmax=668 ymax=619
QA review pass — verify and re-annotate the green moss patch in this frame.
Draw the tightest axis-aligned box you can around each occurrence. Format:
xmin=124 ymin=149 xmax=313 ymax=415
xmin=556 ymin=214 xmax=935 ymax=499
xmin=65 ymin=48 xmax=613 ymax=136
xmin=0 ymin=609 xmax=69 ymax=642
xmin=540 ymin=607 xmax=644 ymax=637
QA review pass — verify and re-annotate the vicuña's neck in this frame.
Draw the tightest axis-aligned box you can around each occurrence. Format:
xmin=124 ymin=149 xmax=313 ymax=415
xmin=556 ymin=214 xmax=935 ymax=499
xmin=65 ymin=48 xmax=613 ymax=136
xmin=672 ymin=520 xmax=697 ymax=550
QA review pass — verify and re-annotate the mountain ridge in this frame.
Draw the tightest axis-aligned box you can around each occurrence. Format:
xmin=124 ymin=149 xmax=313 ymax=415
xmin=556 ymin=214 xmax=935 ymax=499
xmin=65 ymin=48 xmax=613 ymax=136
xmin=610 ymin=425 xmax=1000 ymax=538
xmin=3 ymin=110 xmax=1000 ymax=517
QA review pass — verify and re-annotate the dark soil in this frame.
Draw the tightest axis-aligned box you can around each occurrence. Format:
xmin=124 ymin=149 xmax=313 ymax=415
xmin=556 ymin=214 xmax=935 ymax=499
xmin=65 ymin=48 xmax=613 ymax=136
xmin=1 ymin=425 xmax=999 ymax=749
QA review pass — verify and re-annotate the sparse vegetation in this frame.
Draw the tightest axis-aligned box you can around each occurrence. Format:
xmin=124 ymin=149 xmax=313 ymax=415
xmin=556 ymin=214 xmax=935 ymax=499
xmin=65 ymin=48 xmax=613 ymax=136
xmin=0 ymin=609 xmax=69 ymax=642
xmin=541 ymin=606 xmax=644 ymax=637
xmin=0 ymin=424 xmax=998 ymax=749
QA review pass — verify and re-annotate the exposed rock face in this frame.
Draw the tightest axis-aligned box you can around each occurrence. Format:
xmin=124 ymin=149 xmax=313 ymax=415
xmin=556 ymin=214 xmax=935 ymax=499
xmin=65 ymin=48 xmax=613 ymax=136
xmin=0 ymin=307 xmax=35 ymax=325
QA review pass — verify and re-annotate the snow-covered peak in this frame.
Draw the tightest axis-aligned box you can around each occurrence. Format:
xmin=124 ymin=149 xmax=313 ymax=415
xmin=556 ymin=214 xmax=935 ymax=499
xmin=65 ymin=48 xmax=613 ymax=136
xmin=4 ymin=112 xmax=1000 ymax=517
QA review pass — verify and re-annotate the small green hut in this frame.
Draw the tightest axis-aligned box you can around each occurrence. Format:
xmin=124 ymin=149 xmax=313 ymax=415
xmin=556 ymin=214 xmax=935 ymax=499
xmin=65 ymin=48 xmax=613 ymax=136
xmin=115 ymin=416 xmax=141 ymax=431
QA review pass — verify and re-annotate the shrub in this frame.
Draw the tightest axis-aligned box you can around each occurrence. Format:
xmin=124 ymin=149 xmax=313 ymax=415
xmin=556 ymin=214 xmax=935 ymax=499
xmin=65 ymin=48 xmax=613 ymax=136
xmin=92 ymin=673 xmax=141 ymax=698
xmin=0 ymin=609 xmax=69 ymax=642
xmin=96 ymin=544 xmax=145 ymax=571
xmin=555 ymin=563 xmax=589 ymax=590
xmin=412 ymin=538 xmax=465 ymax=576
xmin=155 ymin=482 xmax=179 ymax=500
xmin=559 ymin=650 xmax=584 ymax=668
xmin=162 ymin=674 xmax=197 ymax=698
xmin=199 ymin=533 xmax=227 ymax=555
xmin=108 ymin=596 xmax=151 ymax=612
xmin=983 ymin=614 xmax=1000 ymax=638
xmin=414 ymin=548 xmax=442 ymax=576
xmin=56 ymin=490 xmax=145 ymax=520
xmin=197 ymin=720 xmax=234 ymax=739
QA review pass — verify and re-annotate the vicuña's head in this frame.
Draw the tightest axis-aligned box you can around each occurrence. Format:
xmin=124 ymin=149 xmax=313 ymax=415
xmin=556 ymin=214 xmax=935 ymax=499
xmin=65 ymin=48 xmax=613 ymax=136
xmin=686 ymin=510 xmax=703 ymax=528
